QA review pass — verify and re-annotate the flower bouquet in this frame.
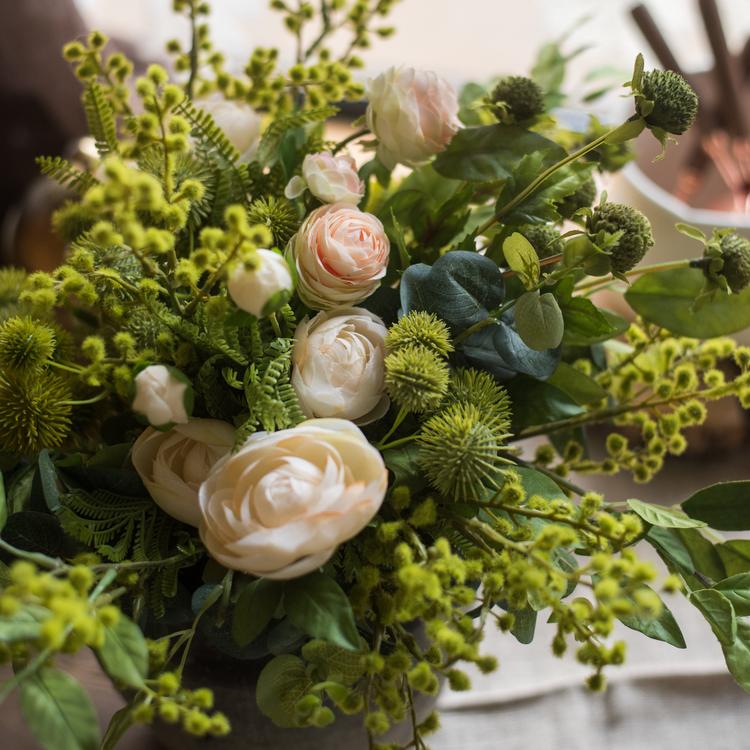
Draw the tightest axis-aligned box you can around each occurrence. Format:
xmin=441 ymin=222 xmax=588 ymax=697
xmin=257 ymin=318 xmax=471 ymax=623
xmin=2 ymin=1 xmax=750 ymax=748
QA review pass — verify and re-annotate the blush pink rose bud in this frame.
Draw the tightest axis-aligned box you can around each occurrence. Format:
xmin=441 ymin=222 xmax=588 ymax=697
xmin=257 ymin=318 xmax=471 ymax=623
xmin=366 ymin=66 xmax=461 ymax=168
xmin=289 ymin=202 xmax=390 ymax=310
xmin=292 ymin=308 xmax=389 ymax=424
xmin=284 ymin=151 xmax=365 ymax=205
xmin=132 ymin=365 xmax=193 ymax=428
xmin=198 ymin=419 xmax=388 ymax=579
xmin=132 ymin=418 xmax=235 ymax=527
xmin=227 ymin=249 xmax=294 ymax=318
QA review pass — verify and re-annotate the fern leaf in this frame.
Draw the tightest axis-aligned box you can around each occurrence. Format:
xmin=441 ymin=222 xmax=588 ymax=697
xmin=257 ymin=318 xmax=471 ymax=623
xmin=82 ymin=82 xmax=119 ymax=156
xmin=36 ymin=156 xmax=99 ymax=195
xmin=175 ymin=98 xmax=241 ymax=164
xmin=257 ymin=105 xmax=338 ymax=165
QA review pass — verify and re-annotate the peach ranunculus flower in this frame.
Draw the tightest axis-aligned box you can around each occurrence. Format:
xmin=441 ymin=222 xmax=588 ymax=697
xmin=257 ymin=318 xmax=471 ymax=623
xmin=292 ymin=307 xmax=389 ymax=424
xmin=284 ymin=151 xmax=365 ymax=205
xmin=132 ymin=418 xmax=235 ymax=527
xmin=366 ymin=66 xmax=461 ymax=168
xmin=288 ymin=203 xmax=390 ymax=310
xmin=198 ymin=419 xmax=388 ymax=580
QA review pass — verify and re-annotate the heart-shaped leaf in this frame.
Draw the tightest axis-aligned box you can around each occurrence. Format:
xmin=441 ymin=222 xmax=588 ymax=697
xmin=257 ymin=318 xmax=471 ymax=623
xmin=514 ymin=291 xmax=565 ymax=351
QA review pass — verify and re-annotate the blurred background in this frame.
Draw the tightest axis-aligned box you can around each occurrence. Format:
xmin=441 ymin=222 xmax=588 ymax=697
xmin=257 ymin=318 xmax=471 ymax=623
xmin=2 ymin=1 xmax=750 ymax=748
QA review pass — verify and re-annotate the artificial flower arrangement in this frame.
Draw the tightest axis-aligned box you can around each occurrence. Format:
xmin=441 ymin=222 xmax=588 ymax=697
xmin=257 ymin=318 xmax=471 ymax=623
xmin=2 ymin=1 xmax=750 ymax=748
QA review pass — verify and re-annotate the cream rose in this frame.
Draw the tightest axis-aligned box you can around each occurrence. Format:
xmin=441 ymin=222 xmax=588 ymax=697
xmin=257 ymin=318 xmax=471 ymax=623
xmin=366 ymin=66 xmax=461 ymax=168
xmin=292 ymin=308 xmax=389 ymax=424
xmin=285 ymin=151 xmax=365 ymax=205
xmin=132 ymin=365 xmax=191 ymax=428
xmin=199 ymin=95 xmax=262 ymax=162
xmin=289 ymin=202 xmax=389 ymax=310
xmin=227 ymin=249 xmax=294 ymax=318
xmin=198 ymin=419 xmax=387 ymax=579
xmin=132 ymin=418 xmax=235 ymax=527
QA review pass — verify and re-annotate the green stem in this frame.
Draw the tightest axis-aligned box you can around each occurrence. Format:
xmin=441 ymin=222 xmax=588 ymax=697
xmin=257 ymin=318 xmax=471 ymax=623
xmin=477 ymin=123 xmax=634 ymax=237
xmin=185 ymin=0 xmax=199 ymax=100
xmin=376 ymin=407 xmax=409 ymax=449
xmin=332 ymin=127 xmax=370 ymax=155
xmin=574 ymin=258 xmax=693 ymax=293
xmin=60 ymin=391 xmax=109 ymax=407
xmin=0 ymin=538 xmax=65 ymax=570
xmin=377 ymin=435 xmax=417 ymax=452
xmin=183 ymin=239 xmax=243 ymax=316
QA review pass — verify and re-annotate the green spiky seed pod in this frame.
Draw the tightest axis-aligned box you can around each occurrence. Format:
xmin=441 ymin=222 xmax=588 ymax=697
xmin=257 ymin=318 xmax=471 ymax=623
xmin=247 ymin=196 xmax=300 ymax=248
xmin=640 ymin=70 xmax=698 ymax=135
xmin=0 ymin=317 xmax=56 ymax=375
xmin=0 ymin=371 xmax=72 ymax=454
xmin=718 ymin=233 xmax=750 ymax=293
xmin=385 ymin=345 xmax=449 ymax=414
xmin=417 ymin=402 xmax=508 ymax=500
xmin=588 ymin=202 xmax=654 ymax=273
xmin=556 ymin=176 xmax=597 ymax=220
xmin=490 ymin=76 xmax=545 ymax=122
xmin=386 ymin=312 xmax=453 ymax=358
xmin=518 ymin=224 xmax=564 ymax=259
xmin=0 ymin=267 xmax=26 ymax=320
xmin=446 ymin=368 xmax=512 ymax=432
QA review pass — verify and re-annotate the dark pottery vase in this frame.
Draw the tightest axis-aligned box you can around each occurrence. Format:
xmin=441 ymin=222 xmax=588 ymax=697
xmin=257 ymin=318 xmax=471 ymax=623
xmin=152 ymin=636 xmax=441 ymax=750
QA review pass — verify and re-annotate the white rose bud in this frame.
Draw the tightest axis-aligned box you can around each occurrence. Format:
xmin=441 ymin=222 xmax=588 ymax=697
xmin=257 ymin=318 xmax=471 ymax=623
xmin=292 ymin=308 xmax=389 ymax=424
xmin=132 ymin=365 xmax=193 ymax=428
xmin=199 ymin=95 xmax=262 ymax=162
xmin=285 ymin=151 xmax=365 ymax=205
xmin=366 ymin=66 xmax=461 ymax=168
xmin=289 ymin=202 xmax=390 ymax=310
xmin=132 ymin=419 xmax=235 ymax=527
xmin=199 ymin=419 xmax=387 ymax=579
xmin=227 ymin=249 xmax=294 ymax=318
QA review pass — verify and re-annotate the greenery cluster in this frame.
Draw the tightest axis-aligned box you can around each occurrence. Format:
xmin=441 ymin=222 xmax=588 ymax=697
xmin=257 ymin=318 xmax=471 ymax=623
xmin=1 ymin=3 xmax=750 ymax=750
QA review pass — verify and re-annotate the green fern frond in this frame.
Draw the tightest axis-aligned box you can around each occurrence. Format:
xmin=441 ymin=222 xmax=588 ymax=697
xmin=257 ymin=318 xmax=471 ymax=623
xmin=257 ymin=105 xmax=338 ymax=165
xmin=82 ymin=82 xmax=119 ymax=156
xmin=36 ymin=156 xmax=99 ymax=195
xmin=174 ymin=98 xmax=241 ymax=164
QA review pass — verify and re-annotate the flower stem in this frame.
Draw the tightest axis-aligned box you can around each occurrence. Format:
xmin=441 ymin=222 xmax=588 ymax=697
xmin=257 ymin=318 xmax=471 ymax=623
xmin=574 ymin=258 xmax=694 ymax=293
xmin=332 ymin=127 xmax=370 ymax=155
xmin=376 ymin=407 xmax=409 ymax=448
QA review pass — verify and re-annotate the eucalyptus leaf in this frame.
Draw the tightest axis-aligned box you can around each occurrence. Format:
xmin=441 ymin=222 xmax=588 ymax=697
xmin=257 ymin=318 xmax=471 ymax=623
xmin=19 ymin=668 xmax=100 ymax=750
xmin=284 ymin=572 xmax=360 ymax=650
xmin=232 ymin=578 xmax=283 ymax=647
xmin=627 ymin=498 xmax=707 ymax=529
xmin=256 ymin=654 xmax=313 ymax=728
xmin=96 ymin=614 xmax=149 ymax=689
xmin=514 ymin=291 xmax=565 ymax=351
xmin=433 ymin=124 xmax=565 ymax=182
xmin=625 ymin=268 xmax=750 ymax=338
xmin=502 ymin=233 xmax=540 ymax=288
xmin=682 ymin=481 xmax=750 ymax=530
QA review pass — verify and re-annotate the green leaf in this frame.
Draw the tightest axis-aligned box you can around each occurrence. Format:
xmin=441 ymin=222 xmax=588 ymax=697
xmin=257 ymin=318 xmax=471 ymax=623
xmin=506 ymin=377 xmax=583 ymax=433
xmin=502 ymin=233 xmax=540 ymax=288
xmin=301 ymin=639 xmax=366 ymax=685
xmin=559 ymin=297 xmax=629 ymax=345
xmin=256 ymin=654 xmax=313 ymax=728
xmin=722 ymin=619 xmax=750 ymax=692
xmin=682 ymin=481 xmax=750 ymax=531
xmin=690 ymin=588 xmax=736 ymax=646
xmin=232 ymin=579 xmax=283 ymax=647
xmin=400 ymin=251 xmax=504 ymax=334
xmin=627 ymin=498 xmax=707 ymax=529
xmin=674 ymin=222 xmax=706 ymax=243
xmin=717 ymin=540 xmax=750 ymax=576
xmin=99 ymin=705 xmax=135 ymax=750
xmin=509 ymin=606 xmax=537 ymax=644
xmin=3 ymin=511 xmax=63 ymax=557
xmin=512 ymin=466 xmax=568 ymax=501
xmin=19 ymin=668 xmax=100 ymax=750
xmin=96 ymin=614 xmax=149 ymax=689
xmin=7 ymin=464 xmax=35 ymax=514
xmin=615 ymin=586 xmax=686 ymax=648
xmin=646 ymin=526 xmax=726 ymax=583
xmin=284 ymin=573 xmax=360 ymax=651
xmin=37 ymin=451 xmax=61 ymax=513
xmin=0 ymin=606 xmax=44 ymax=643
xmin=547 ymin=362 xmax=607 ymax=405
xmin=0 ymin=470 xmax=6 ymax=532
xmin=513 ymin=291 xmax=564 ymax=351
xmin=625 ymin=268 xmax=750 ymax=338
xmin=433 ymin=124 xmax=565 ymax=182
xmin=383 ymin=444 xmax=427 ymax=493
xmin=714 ymin=573 xmax=750 ymax=616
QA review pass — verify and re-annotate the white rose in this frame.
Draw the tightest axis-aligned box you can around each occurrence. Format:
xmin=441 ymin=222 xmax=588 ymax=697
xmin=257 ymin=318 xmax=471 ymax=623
xmin=132 ymin=365 xmax=192 ymax=428
xmin=199 ymin=95 xmax=262 ymax=162
xmin=227 ymin=249 xmax=294 ymax=318
xmin=292 ymin=308 xmax=389 ymax=424
xmin=366 ymin=66 xmax=461 ymax=168
xmin=132 ymin=418 xmax=235 ymax=527
xmin=289 ymin=202 xmax=390 ymax=310
xmin=199 ymin=419 xmax=387 ymax=579
xmin=285 ymin=151 xmax=365 ymax=205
